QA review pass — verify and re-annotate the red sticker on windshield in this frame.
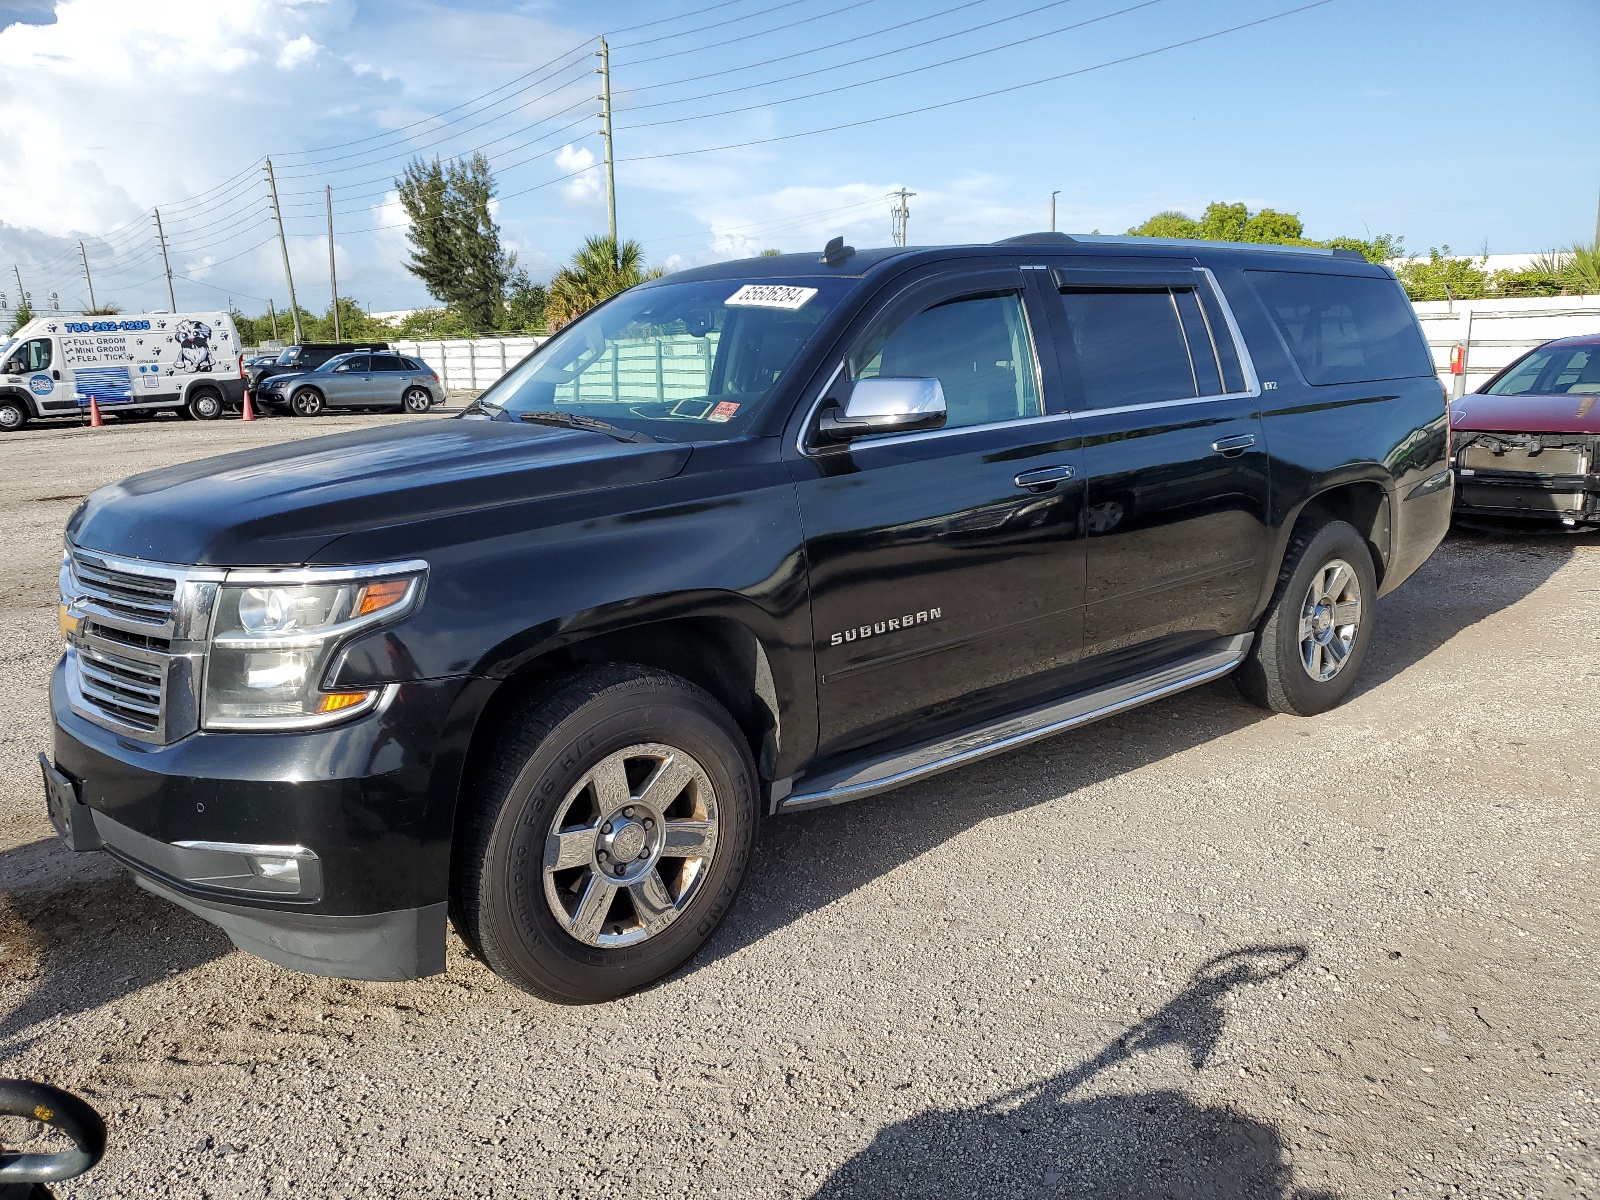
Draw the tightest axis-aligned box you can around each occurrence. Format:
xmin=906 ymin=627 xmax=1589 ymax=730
xmin=708 ymin=401 xmax=740 ymax=423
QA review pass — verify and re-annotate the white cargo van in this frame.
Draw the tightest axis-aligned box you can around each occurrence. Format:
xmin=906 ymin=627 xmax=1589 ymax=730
xmin=0 ymin=311 xmax=245 ymax=432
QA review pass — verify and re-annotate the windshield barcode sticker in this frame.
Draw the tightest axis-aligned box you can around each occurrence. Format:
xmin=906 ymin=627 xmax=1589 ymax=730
xmin=725 ymin=284 xmax=818 ymax=310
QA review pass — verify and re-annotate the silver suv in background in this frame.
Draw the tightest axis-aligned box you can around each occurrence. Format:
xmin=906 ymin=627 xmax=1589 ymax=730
xmin=257 ymin=351 xmax=445 ymax=416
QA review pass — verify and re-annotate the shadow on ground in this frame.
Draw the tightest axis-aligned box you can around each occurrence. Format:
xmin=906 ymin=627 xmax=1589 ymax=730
xmin=813 ymin=945 xmax=1332 ymax=1200
xmin=0 ymin=837 xmax=229 ymax=1054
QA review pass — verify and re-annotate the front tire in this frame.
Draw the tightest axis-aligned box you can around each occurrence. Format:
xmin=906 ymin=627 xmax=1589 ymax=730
xmin=1235 ymin=519 xmax=1377 ymax=716
xmin=290 ymin=387 xmax=324 ymax=417
xmin=187 ymin=388 xmax=222 ymax=420
xmin=0 ymin=399 xmax=26 ymax=433
xmin=451 ymin=664 xmax=758 ymax=1003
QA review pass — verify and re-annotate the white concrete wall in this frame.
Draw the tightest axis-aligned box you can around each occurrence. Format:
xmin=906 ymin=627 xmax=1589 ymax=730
xmin=388 ymin=295 xmax=1600 ymax=399
xmin=392 ymin=336 xmax=546 ymax=391
xmin=1412 ymin=294 xmax=1600 ymax=391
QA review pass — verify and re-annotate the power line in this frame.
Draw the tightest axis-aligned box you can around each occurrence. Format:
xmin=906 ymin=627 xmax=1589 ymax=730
xmin=614 ymin=1 xmax=1336 ymax=163
xmin=619 ymin=0 xmax=1166 ymax=133
xmin=619 ymin=0 xmax=1082 ymax=114
xmin=621 ymin=0 xmax=891 ymax=67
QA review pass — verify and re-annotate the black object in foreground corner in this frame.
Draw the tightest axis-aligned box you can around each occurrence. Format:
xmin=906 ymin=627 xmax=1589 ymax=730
xmin=0 ymin=1080 xmax=106 ymax=1199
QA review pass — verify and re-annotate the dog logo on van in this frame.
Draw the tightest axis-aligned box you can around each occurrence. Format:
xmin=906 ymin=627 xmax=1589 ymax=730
xmin=28 ymin=375 xmax=52 ymax=395
xmin=170 ymin=320 xmax=214 ymax=374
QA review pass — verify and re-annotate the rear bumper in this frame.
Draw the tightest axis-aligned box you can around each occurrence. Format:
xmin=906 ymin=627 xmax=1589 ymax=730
xmin=48 ymin=659 xmax=475 ymax=979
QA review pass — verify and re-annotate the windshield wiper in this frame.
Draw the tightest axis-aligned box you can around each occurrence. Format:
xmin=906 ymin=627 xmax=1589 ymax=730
xmin=517 ymin=410 xmax=657 ymax=443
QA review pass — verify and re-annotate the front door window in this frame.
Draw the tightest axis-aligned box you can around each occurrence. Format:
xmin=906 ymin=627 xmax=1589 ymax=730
xmin=850 ymin=291 xmax=1041 ymax=429
xmin=17 ymin=338 xmax=52 ymax=372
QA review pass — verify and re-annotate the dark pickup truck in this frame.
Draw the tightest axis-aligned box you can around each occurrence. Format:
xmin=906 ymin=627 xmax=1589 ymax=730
xmin=45 ymin=235 xmax=1451 ymax=1002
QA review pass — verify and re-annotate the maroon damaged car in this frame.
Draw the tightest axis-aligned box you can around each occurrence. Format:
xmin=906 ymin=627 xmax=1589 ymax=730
xmin=1450 ymin=333 xmax=1600 ymax=531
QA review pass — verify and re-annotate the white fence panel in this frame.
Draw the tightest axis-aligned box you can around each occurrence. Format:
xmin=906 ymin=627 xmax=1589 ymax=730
xmin=380 ymin=300 xmax=1600 ymax=400
xmin=1412 ymin=295 xmax=1600 ymax=393
xmin=393 ymin=336 xmax=546 ymax=392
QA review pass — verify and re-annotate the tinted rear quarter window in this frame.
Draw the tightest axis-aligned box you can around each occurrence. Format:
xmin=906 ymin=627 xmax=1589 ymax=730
xmin=1247 ymin=270 xmax=1430 ymax=386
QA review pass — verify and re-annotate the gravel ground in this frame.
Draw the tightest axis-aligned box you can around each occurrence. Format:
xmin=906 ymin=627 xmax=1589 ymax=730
xmin=0 ymin=414 xmax=1596 ymax=1198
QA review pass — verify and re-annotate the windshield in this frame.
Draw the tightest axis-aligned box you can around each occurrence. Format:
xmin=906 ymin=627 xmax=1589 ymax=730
xmin=476 ymin=277 xmax=849 ymax=441
xmin=316 ymin=353 xmax=357 ymax=373
xmin=0 ymin=337 xmax=16 ymax=365
xmin=1486 ymin=344 xmax=1600 ymax=396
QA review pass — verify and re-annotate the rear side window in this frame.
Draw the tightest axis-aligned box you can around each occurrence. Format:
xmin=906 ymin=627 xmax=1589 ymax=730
xmin=1247 ymin=270 xmax=1431 ymax=386
xmin=1054 ymin=289 xmax=1198 ymax=409
xmin=373 ymin=355 xmax=409 ymax=371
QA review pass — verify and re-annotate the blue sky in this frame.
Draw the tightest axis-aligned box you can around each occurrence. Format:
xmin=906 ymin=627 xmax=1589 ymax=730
xmin=0 ymin=0 xmax=1595 ymax=318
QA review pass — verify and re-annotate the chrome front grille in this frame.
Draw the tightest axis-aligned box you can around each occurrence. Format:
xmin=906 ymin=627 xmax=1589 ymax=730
xmin=76 ymin=643 xmax=164 ymax=732
xmin=62 ymin=548 xmax=222 ymax=745
xmin=71 ymin=551 xmax=178 ymax=626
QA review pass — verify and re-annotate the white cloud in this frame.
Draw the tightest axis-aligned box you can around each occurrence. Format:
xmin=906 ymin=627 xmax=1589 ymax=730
xmin=554 ymin=144 xmax=601 ymax=207
xmin=276 ymin=34 xmax=319 ymax=70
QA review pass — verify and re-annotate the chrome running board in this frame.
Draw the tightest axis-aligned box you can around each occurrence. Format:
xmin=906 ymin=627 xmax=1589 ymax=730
xmin=779 ymin=633 xmax=1252 ymax=813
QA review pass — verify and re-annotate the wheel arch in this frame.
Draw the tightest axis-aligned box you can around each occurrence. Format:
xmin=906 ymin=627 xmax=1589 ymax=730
xmin=0 ymin=386 xmax=40 ymax=417
xmin=1255 ymin=478 xmax=1391 ymax=619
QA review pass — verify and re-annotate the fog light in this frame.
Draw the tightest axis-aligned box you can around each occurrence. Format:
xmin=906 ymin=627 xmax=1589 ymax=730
xmin=248 ymin=855 xmax=301 ymax=887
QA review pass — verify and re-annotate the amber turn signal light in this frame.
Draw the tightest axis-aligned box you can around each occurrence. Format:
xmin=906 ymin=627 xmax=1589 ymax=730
xmin=317 ymin=691 xmax=374 ymax=714
xmin=354 ymin=579 xmax=411 ymax=617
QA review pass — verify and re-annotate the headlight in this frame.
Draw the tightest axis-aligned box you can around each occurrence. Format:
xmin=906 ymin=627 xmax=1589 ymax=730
xmin=201 ymin=563 xmax=425 ymax=730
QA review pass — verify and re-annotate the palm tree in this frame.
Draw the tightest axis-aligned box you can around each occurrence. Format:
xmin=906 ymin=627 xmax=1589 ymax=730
xmin=545 ymin=235 xmax=660 ymax=330
xmin=1565 ymin=241 xmax=1600 ymax=296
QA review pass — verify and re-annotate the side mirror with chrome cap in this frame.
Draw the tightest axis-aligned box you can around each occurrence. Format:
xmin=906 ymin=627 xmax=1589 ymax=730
xmin=818 ymin=376 xmax=946 ymax=441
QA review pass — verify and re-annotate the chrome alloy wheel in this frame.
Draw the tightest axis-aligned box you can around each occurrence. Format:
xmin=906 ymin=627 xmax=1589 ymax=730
xmin=1298 ymin=558 xmax=1363 ymax=682
xmin=542 ymin=742 xmax=720 ymax=949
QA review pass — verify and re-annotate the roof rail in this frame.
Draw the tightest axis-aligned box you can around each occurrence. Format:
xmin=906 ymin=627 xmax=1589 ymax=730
xmin=994 ymin=232 xmax=1078 ymax=246
xmin=1064 ymin=234 xmax=1353 ymax=259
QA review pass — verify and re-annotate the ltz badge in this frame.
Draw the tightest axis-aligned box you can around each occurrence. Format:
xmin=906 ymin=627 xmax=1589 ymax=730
xmin=830 ymin=608 xmax=942 ymax=647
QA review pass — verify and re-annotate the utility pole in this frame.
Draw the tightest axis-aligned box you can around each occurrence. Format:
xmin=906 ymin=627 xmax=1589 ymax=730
xmin=264 ymin=157 xmax=303 ymax=344
xmin=153 ymin=208 xmax=176 ymax=312
xmin=1050 ymin=191 xmax=1060 ymax=233
xmin=597 ymin=36 xmax=617 ymax=254
xmin=13 ymin=264 xmax=27 ymax=314
xmin=891 ymin=188 xmax=915 ymax=247
xmin=1594 ymin=184 xmax=1599 ymax=247
xmin=268 ymin=298 xmax=279 ymax=342
xmin=326 ymin=185 xmax=341 ymax=341
xmin=79 ymin=242 xmax=97 ymax=311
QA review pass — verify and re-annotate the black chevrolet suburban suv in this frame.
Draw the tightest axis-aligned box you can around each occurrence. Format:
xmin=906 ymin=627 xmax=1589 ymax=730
xmin=45 ymin=235 xmax=1451 ymax=1002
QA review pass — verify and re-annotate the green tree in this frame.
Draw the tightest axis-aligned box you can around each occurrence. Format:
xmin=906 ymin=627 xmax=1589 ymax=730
xmin=6 ymin=302 xmax=33 ymax=335
xmin=1126 ymin=200 xmax=1401 ymax=265
xmin=396 ymin=152 xmax=512 ymax=331
xmin=503 ymin=267 xmax=548 ymax=332
xmin=1393 ymin=247 xmax=1492 ymax=301
xmin=546 ymin=235 xmax=662 ymax=331
xmin=1126 ymin=210 xmax=1201 ymax=240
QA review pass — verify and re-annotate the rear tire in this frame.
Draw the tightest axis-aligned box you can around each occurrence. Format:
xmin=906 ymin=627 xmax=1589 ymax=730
xmin=1235 ymin=519 xmax=1378 ymax=716
xmin=187 ymin=389 xmax=222 ymax=420
xmin=402 ymin=387 xmax=432 ymax=414
xmin=0 ymin=399 xmax=26 ymax=433
xmin=290 ymin=387 xmax=324 ymax=417
xmin=451 ymin=664 xmax=758 ymax=1003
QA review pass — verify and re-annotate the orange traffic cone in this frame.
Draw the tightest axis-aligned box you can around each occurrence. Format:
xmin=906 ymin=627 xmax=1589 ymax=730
xmin=88 ymin=397 xmax=103 ymax=428
xmin=241 ymin=390 xmax=256 ymax=422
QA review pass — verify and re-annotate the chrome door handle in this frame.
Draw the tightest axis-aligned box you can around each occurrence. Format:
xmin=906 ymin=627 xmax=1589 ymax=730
xmin=1211 ymin=433 xmax=1256 ymax=457
xmin=1014 ymin=465 xmax=1076 ymax=491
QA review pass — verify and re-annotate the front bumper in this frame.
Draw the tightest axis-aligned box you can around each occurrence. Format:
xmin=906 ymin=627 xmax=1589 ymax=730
xmin=1453 ymin=468 xmax=1600 ymax=525
xmin=48 ymin=659 xmax=475 ymax=980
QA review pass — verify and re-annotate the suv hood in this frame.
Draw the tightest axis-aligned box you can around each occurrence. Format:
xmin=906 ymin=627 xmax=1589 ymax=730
xmin=1451 ymin=392 xmax=1600 ymax=435
xmin=67 ymin=420 xmax=693 ymax=566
